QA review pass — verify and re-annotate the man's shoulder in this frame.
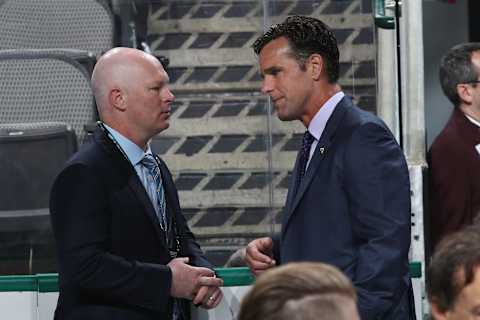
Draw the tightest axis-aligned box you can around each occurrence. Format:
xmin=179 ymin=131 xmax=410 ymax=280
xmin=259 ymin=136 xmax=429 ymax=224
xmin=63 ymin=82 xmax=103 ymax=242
xmin=68 ymin=139 xmax=103 ymax=165
xmin=337 ymin=97 xmax=382 ymax=124
xmin=429 ymin=117 xmax=465 ymax=155
xmin=337 ymin=100 xmax=391 ymax=138
xmin=61 ymin=138 xmax=113 ymax=177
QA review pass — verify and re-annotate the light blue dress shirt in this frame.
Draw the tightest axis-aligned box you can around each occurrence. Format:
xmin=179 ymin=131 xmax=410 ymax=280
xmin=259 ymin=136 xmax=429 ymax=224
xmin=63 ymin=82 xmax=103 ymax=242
xmin=103 ymin=124 xmax=162 ymax=216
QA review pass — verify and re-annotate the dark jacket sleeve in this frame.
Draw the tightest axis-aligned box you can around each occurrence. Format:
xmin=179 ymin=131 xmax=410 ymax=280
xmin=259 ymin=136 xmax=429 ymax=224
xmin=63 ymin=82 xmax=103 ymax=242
xmin=50 ymin=163 xmax=172 ymax=312
xmin=344 ymin=122 xmax=411 ymax=319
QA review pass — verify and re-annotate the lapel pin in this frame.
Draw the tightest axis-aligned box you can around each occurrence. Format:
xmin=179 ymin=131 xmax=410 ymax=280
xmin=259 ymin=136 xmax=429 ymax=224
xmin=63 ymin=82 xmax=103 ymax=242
xmin=319 ymin=147 xmax=325 ymax=154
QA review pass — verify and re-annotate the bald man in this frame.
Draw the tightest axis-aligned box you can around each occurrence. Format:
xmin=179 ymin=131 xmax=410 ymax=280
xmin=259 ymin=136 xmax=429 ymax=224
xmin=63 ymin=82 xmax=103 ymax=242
xmin=49 ymin=48 xmax=222 ymax=320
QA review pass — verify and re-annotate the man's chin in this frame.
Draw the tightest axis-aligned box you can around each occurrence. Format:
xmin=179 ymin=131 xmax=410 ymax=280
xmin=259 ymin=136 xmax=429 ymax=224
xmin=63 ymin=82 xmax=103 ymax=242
xmin=155 ymin=122 xmax=170 ymax=134
xmin=276 ymin=113 xmax=294 ymax=122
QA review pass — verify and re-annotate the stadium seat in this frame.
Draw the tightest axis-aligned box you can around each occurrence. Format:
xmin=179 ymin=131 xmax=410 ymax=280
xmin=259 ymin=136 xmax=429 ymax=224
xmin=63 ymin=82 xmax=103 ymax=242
xmin=0 ymin=0 xmax=114 ymax=56
xmin=0 ymin=49 xmax=95 ymax=273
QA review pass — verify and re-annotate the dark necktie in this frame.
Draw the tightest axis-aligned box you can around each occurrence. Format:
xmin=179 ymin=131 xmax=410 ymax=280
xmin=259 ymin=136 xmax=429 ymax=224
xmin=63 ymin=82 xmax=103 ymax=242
xmin=297 ymin=130 xmax=315 ymax=186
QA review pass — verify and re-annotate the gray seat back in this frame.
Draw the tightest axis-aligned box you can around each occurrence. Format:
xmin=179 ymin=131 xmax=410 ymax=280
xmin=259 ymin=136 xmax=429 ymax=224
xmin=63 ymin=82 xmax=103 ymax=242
xmin=0 ymin=49 xmax=95 ymax=144
xmin=0 ymin=0 xmax=114 ymax=56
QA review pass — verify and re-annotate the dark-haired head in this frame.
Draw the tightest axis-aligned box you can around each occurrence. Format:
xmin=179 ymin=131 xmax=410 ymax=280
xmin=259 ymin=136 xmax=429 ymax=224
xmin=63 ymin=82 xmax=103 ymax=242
xmin=439 ymin=42 xmax=480 ymax=107
xmin=253 ymin=15 xmax=339 ymax=83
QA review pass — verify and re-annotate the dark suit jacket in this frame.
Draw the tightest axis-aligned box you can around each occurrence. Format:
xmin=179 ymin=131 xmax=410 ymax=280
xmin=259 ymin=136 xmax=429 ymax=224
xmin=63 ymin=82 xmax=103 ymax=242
xmin=428 ymin=108 xmax=480 ymax=250
xmin=274 ymin=96 xmax=413 ymax=320
xmin=49 ymin=127 xmax=212 ymax=320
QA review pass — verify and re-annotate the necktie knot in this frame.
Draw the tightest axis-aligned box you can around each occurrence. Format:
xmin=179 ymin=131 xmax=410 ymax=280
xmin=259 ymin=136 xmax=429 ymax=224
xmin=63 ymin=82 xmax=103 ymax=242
xmin=302 ymin=130 xmax=315 ymax=153
xmin=141 ymin=154 xmax=157 ymax=169
xmin=141 ymin=154 xmax=161 ymax=181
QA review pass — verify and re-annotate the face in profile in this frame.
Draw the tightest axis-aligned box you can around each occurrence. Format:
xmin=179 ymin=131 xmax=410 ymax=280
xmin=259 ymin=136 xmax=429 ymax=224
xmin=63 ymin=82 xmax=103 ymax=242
xmin=259 ymin=36 xmax=313 ymax=122
xmin=124 ymin=55 xmax=175 ymax=138
xmin=432 ymin=267 xmax=480 ymax=320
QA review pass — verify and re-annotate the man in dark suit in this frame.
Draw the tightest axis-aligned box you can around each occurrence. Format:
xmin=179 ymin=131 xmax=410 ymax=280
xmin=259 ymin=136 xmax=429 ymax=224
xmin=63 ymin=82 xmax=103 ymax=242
xmin=49 ymin=47 xmax=223 ymax=320
xmin=428 ymin=42 xmax=480 ymax=252
xmin=242 ymin=16 xmax=413 ymax=319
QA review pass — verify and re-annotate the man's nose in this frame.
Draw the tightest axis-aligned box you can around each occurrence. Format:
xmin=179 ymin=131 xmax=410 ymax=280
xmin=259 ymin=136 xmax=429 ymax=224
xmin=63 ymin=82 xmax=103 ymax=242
xmin=261 ymin=77 xmax=274 ymax=95
xmin=165 ymin=87 xmax=175 ymax=102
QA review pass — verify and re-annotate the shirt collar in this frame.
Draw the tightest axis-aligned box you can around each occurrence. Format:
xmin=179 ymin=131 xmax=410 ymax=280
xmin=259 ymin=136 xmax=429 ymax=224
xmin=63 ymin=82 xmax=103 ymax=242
xmin=103 ymin=124 xmax=152 ymax=166
xmin=465 ymin=114 xmax=480 ymax=128
xmin=307 ymin=91 xmax=345 ymax=140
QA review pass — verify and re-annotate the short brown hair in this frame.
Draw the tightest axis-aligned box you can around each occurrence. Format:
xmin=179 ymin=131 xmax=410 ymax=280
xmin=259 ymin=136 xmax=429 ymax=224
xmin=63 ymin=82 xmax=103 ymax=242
xmin=238 ymin=262 xmax=357 ymax=320
xmin=427 ymin=224 xmax=480 ymax=312
xmin=280 ymin=294 xmax=357 ymax=320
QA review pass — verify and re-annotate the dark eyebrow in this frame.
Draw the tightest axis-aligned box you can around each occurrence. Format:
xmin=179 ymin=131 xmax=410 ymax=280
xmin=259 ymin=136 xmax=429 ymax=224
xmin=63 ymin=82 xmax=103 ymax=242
xmin=263 ymin=66 xmax=281 ymax=75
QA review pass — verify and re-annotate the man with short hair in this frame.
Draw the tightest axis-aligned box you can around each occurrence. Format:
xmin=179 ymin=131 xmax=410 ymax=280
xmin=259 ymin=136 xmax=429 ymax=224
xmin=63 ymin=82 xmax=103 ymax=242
xmin=238 ymin=262 xmax=360 ymax=320
xmin=242 ymin=15 xmax=414 ymax=319
xmin=50 ymin=47 xmax=222 ymax=320
xmin=427 ymin=225 xmax=480 ymax=320
xmin=428 ymin=42 xmax=480 ymax=251
xmin=281 ymin=294 xmax=359 ymax=320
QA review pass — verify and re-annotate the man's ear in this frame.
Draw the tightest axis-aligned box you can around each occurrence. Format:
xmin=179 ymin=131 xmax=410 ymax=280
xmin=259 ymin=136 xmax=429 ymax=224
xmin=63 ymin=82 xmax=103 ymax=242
xmin=308 ymin=54 xmax=324 ymax=81
xmin=430 ymin=299 xmax=449 ymax=320
xmin=109 ymin=88 xmax=127 ymax=111
xmin=457 ymin=83 xmax=473 ymax=105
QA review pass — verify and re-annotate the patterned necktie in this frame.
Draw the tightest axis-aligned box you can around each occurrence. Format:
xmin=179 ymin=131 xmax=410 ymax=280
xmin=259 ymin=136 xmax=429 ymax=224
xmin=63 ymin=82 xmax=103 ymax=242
xmin=140 ymin=154 xmax=167 ymax=230
xmin=297 ymin=130 xmax=315 ymax=186
xmin=141 ymin=155 xmax=183 ymax=320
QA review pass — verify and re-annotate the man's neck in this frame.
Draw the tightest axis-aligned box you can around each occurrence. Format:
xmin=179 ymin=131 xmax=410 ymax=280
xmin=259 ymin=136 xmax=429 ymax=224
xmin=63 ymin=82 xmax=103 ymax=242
xmin=459 ymin=104 xmax=480 ymax=123
xmin=301 ymin=83 xmax=342 ymax=127
xmin=102 ymin=121 xmax=149 ymax=151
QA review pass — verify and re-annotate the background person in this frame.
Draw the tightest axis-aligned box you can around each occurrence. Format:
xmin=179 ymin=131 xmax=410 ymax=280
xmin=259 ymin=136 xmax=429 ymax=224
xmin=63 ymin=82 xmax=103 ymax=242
xmin=238 ymin=262 xmax=360 ymax=320
xmin=427 ymin=224 xmax=480 ymax=320
xmin=428 ymin=42 xmax=480 ymax=252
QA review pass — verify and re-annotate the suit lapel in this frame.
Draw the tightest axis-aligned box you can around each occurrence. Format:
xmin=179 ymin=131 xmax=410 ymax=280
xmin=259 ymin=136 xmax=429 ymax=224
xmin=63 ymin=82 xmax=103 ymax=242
xmin=284 ymin=152 xmax=302 ymax=215
xmin=126 ymin=172 xmax=166 ymax=243
xmin=94 ymin=127 xmax=167 ymax=246
xmin=282 ymin=97 xmax=349 ymax=234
